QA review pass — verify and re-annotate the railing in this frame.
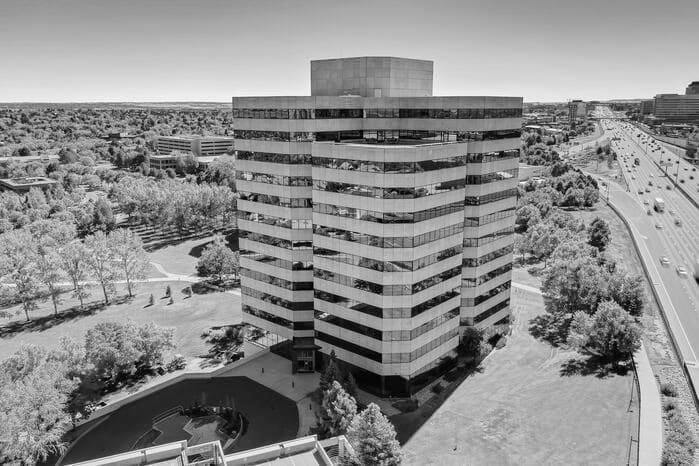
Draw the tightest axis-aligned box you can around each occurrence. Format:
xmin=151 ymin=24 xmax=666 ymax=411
xmin=626 ymin=356 xmax=641 ymax=466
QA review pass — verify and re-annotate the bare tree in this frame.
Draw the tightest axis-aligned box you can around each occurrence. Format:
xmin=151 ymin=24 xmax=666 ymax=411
xmin=109 ymin=229 xmax=148 ymax=297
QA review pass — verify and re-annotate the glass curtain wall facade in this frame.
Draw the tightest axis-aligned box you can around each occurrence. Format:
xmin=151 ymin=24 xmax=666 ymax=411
xmin=234 ymin=83 xmax=521 ymax=395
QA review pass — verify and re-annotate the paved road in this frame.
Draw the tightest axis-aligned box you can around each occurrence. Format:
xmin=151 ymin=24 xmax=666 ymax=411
xmin=592 ymin=117 xmax=699 ymax=393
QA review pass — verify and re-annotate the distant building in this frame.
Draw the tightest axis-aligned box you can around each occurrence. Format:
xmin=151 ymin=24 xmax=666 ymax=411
xmin=0 ymin=176 xmax=58 ymax=193
xmin=568 ymin=100 xmax=587 ymax=126
xmin=101 ymin=132 xmax=136 ymax=141
xmin=155 ymin=136 xmax=234 ymax=157
xmin=653 ymin=94 xmax=699 ymax=123
xmin=686 ymin=81 xmax=699 ymax=95
xmin=66 ymin=435 xmax=353 ymax=466
xmin=640 ymin=99 xmax=655 ymax=115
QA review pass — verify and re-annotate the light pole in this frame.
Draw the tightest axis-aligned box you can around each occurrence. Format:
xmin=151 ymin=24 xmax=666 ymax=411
xmin=675 ymin=160 xmax=680 ymax=184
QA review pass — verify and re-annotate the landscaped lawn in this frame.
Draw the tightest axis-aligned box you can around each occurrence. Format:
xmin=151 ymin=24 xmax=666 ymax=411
xmin=147 ymin=231 xmax=238 ymax=277
xmin=0 ymin=280 xmax=241 ymax=360
xmin=397 ymin=266 xmax=637 ymax=465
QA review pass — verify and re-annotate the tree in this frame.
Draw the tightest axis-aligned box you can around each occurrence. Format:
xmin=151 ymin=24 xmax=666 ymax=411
xmin=318 ymin=381 xmax=357 ymax=438
xmin=542 ymin=255 xmax=609 ymax=317
xmin=515 ymin=204 xmax=541 ymax=233
xmin=84 ymin=321 xmax=141 ymax=382
xmin=320 ymin=350 xmax=342 ymax=393
xmin=458 ymin=326 xmax=484 ymax=358
xmin=196 ymin=236 xmax=239 ymax=281
xmin=30 ymin=220 xmax=75 ymax=316
xmin=135 ymin=322 xmax=175 ymax=369
xmin=91 ymin=197 xmax=115 ymax=233
xmin=109 ymin=228 xmax=148 ymax=297
xmin=345 ymin=403 xmax=402 ymax=466
xmin=608 ymin=271 xmax=645 ymax=317
xmin=83 ymin=231 xmax=116 ymax=304
xmin=0 ymin=229 xmax=40 ymax=321
xmin=59 ymin=240 xmax=91 ymax=309
xmin=587 ymin=217 xmax=611 ymax=252
xmin=584 ymin=301 xmax=642 ymax=361
xmin=566 ymin=311 xmax=595 ymax=350
xmin=0 ymin=348 xmax=75 ymax=464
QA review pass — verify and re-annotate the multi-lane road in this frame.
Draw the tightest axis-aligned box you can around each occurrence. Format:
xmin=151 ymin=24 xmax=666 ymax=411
xmin=595 ymin=115 xmax=699 ymax=395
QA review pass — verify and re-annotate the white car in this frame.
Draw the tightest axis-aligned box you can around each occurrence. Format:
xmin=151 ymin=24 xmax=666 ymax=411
xmin=660 ymin=256 xmax=670 ymax=267
xmin=655 ymin=223 xmax=663 ymax=229
xmin=677 ymin=266 xmax=688 ymax=278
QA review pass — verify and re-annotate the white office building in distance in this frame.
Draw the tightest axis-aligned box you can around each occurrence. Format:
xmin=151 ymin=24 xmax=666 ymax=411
xmin=234 ymin=56 xmax=521 ymax=395
xmin=155 ymin=135 xmax=234 ymax=156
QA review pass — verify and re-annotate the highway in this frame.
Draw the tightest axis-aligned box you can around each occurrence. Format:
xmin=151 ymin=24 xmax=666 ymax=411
xmin=593 ymin=110 xmax=699 ymax=387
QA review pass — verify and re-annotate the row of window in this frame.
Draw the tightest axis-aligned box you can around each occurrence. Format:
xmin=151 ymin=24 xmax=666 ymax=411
xmin=462 ymin=244 xmax=514 ymax=268
xmin=314 ymin=245 xmax=461 ymax=273
xmin=236 ymin=149 xmax=518 ymax=167
xmin=239 ymin=192 xmax=312 ymax=209
xmin=242 ymin=286 xmax=314 ymax=311
xmin=462 ymin=263 xmax=513 ymax=288
xmin=232 ymin=107 xmax=522 ymax=120
xmin=313 ymin=201 xmax=464 ymax=224
xmin=237 ymin=151 xmax=312 ymax=165
xmin=241 ymin=268 xmax=313 ymax=291
xmin=240 ymin=250 xmax=313 ymax=271
xmin=465 ymin=168 xmax=518 ymax=185
xmin=314 ymin=179 xmax=465 ymax=200
xmin=239 ymin=230 xmax=312 ymax=250
xmin=463 ymin=208 xmax=515 ymax=227
xmin=473 ymin=299 xmax=510 ymax=324
xmin=463 ymin=226 xmax=514 ymax=248
xmin=315 ymin=307 xmax=459 ymax=342
xmin=312 ymin=155 xmax=467 ymax=174
xmin=464 ymin=188 xmax=518 ymax=206
xmin=315 ymin=327 xmax=459 ymax=364
xmin=313 ymin=222 xmax=462 ymax=249
xmin=461 ymin=281 xmax=511 ymax=307
xmin=314 ymin=286 xmax=460 ymax=319
xmin=313 ymin=266 xmax=461 ymax=296
xmin=243 ymin=304 xmax=313 ymax=330
xmin=238 ymin=211 xmax=313 ymax=230
xmin=232 ymin=129 xmax=521 ymax=143
xmin=236 ymin=171 xmax=313 ymax=187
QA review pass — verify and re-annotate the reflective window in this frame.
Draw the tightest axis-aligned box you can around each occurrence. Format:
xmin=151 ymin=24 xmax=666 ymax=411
xmin=237 ymin=151 xmax=311 ymax=165
xmin=313 ymin=201 xmax=463 ymax=224
xmin=241 ymin=269 xmax=313 ymax=290
xmin=462 ymin=245 xmax=514 ymax=267
xmin=314 ymin=266 xmax=461 ymax=296
xmin=474 ymin=299 xmax=510 ymax=323
xmin=237 ymin=171 xmax=312 ymax=186
xmin=463 ymin=208 xmax=515 ymax=227
xmin=240 ymin=230 xmax=312 ymax=250
xmin=313 ymin=223 xmax=462 ymax=249
xmin=242 ymin=287 xmax=314 ymax=311
xmin=314 ymin=178 xmax=465 ymax=199
xmin=238 ymin=211 xmax=312 ymax=229
xmin=233 ymin=130 xmax=314 ymax=142
xmin=461 ymin=281 xmax=511 ymax=307
xmin=243 ymin=304 xmax=293 ymax=329
xmin=463 ymin=226 xmax=514 ymax=248
xmin=314 ymin=246 xmax=461 ymax=272
xmin=466 ymin=150 xmax=520 ymax=163
xmin=465 ymin=168 xmax=519 ymax=185
xmin=464 ymin=188 xmax=518 ymax=206
xmin=461 ymin=263 xmax=513 ymax=288
xmin=239 ymin=192 xmax=312 ymax=208
xmin=240 ymin=250 xmax=313 ymax=270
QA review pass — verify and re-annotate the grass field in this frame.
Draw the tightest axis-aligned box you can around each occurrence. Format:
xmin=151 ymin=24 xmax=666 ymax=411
xmin=147 ymin=232 xmax=238 ymax=277
xmin=0 ymin=280 xmax=241 ymax=360
xmin=399 ymin=266 xmax=637 ymax=465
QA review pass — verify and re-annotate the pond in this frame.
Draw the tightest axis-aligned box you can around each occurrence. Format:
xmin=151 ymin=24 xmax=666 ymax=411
xmin=61 ymin=376 xmax=299 ymax=464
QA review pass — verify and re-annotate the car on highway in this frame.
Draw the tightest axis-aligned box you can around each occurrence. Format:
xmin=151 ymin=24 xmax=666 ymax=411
xmin=638 ymin=189 xmax=643 ymax=194
xmin=632 ymin=175 xmax=636 ymax=180
xmin=648 ymin=180 xmax=653 ymax=186
xmin=660 ymin=256 xmax=670 ymax=267
xmin=655 ymin=223 xmax=663 ymax=229
xmin=647 ymin=209 xmax=652 ymax=215
xmin=675 ymin=218 xmax=682 ymax=227
xmin=666 ymin=185 xmax=672 ymax=190
xmin=643 ymin=199 xmax=649 ymax=205
xmin=677 ymin=266 xmax=688 ymax=278
xmin=645 ymin=187 xmax=651 ymax=193
xmin=650 ymin=174 xmax=654 ymax=177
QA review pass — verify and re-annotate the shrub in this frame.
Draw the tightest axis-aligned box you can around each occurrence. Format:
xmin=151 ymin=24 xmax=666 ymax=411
xmin=660 ymin=383 xmax=678 ymax=398
xmin=431 ymin=383 xmax=444 ymax=394
xmin=662 ymin=406 xmax=698 ymax=465
xmin=148 ymin=294 xmax=154 ymax=306
xmin=166 ymin=355 xmax=187 ymax=372
xmin=664 ymin=400 xmax=678 ymax=412
xmin=444 ymin=368 xmax=460 ymax=382
xmin=495 ymin=336 xmax=507 ymax=349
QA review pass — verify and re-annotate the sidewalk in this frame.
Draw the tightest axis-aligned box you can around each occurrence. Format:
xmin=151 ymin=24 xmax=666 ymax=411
xmin=635 ymin=343 xmax=663 ymax=466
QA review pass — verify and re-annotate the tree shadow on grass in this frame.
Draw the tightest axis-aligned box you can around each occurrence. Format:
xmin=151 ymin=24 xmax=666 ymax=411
xmin=528 ymin=313 xmax=569 ymax=347
xmin=188 ymin=231 xmax=239 ymax=259
xmin=0 ymin=295 xmax=132 ymax=338
xmin=559 ymin=354 xmax=632 ymax=379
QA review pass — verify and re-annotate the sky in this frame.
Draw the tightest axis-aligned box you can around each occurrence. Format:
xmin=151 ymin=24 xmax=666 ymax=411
xmin=1 ymin=0 xmax=697 ymax=103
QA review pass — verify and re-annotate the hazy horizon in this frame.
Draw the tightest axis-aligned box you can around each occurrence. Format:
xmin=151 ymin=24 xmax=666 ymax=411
xmin=1 ymin=0 xmax=697 ymax=102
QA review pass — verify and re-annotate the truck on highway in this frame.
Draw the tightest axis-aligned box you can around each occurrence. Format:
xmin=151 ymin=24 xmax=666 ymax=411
xmin=695 ymin=259 xmax=699 ymax=282
xmin=654 ymin=198 xmax=665 ymax=212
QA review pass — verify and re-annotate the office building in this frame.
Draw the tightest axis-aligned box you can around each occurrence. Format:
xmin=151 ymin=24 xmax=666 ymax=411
xmin=568 ymin=99 xmax=587 ymax=126
xmin=640 ymin=99 xmax=654 ymax=115
xmin=155 ymin=136 xmax=234 ymax=156
xmin=653 ymin=93 xmax=699 ymax=123
xmin=0 ymin=176 xmax=58 ymax=193
xmin=67 ymin=435 xmax=353 ymax=466
xmin=234 ymin=56 xmax=521 ymax=395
